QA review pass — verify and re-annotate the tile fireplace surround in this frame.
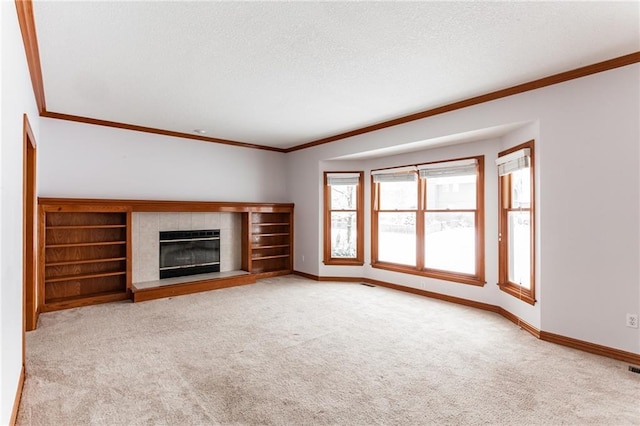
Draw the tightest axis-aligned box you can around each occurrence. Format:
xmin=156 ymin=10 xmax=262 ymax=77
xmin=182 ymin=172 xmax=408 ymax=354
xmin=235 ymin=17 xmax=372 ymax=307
xmin=132 ymin=212 xmax=242 ymax=284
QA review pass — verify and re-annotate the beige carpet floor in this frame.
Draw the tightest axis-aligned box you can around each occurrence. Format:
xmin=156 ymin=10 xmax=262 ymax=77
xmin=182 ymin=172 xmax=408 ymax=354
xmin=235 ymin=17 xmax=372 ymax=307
xmin=18 ymin=275 xmax=640 ymax=425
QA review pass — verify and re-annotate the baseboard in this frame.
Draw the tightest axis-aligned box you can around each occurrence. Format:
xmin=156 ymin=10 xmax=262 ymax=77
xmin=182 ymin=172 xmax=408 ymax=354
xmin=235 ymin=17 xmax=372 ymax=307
xmin=292 ymin=270 xmax=362 ymax=282
xmin=9 ymin=365 xmax=25 ymax=426
xmin=498 ymin=307 xmax=540 ymax=338
xmin=540 ymin=331 xmax=640 ymax=365
xmin=292 ymin=271 xmax=639 ymax=365
xmin=362 ymin=278 xmax=501 ymax=314
xmin=292 ymin=270 xmax=319 ymax=280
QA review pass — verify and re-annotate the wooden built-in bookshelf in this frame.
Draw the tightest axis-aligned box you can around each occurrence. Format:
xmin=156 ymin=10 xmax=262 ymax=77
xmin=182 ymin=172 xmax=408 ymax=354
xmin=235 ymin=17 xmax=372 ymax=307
xmin=40 ymin=207 xmax=131 ymax=312
xmin=38 ymin=198 xmax=294 ymax=313
xmin=246 ymin=212 xmax=293 ymax=277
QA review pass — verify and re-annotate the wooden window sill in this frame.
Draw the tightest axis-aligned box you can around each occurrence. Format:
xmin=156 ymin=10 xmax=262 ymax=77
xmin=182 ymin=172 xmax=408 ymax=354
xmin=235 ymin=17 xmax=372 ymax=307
xmin=372 ymin=262 xmax=486 ymax=287
xmin=498 ymin=282 xmax=536 ymax=305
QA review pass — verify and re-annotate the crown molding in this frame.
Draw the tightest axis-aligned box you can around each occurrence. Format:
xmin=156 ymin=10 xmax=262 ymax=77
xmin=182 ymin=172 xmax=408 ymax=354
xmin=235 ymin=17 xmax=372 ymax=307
xmin=15 ymin=0 xmax=45 ymax=113
xmin=40 ymin=111 xmax=287 ymax=152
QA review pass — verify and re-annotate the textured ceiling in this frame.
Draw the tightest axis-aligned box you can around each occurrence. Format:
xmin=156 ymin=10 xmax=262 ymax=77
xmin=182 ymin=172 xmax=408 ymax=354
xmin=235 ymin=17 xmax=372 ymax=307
xmin=33 ymin=1 xmax=639 ymax=150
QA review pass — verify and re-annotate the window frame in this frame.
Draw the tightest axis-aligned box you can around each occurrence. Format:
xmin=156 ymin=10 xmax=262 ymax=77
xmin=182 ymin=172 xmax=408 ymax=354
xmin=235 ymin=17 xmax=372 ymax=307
xmin=323 ymin=171 xmax=365 ymax=266
xmin=497 ymin=140 xmax=536 ymax=305
xmin=371 ymin=156 xmax=485 ymax=286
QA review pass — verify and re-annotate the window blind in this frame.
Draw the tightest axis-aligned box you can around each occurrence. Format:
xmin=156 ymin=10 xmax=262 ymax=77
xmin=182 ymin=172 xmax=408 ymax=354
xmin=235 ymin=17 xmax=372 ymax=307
xmin=371 ymin=166 xmax=417 ymax=183
xmin=418 ymin=158 xmax=477 ymax=179
xmin=326 ymin=173 xmax=360 ymax=186
xmin=496 ymin=148 xmax=530 ymax=176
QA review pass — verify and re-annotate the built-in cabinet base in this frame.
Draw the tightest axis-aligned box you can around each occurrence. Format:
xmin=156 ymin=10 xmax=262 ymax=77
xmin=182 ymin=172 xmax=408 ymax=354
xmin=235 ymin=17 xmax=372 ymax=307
xmin=132 ymin=272 xmax=256 ymax=302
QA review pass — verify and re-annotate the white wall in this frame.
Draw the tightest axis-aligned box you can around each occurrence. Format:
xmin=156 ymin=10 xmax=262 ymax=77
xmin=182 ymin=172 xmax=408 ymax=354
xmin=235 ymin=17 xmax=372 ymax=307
xmin=288 ymin=64 xmax=640 ymax=354
xmin=38 ymin=119 xmax=289 ymax=203
xmin=0 ymin=3 xmax=41 ymax=424
xmin=535 ymin=67 xmax=639 ymax=351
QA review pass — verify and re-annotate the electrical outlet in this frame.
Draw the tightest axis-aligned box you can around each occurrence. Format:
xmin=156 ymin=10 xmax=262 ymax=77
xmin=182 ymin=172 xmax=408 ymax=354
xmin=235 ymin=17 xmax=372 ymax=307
xmin=626 ymin=314 xmax=639 ymax=328
xmin=302 ymin=255 xmax=305 ymax=263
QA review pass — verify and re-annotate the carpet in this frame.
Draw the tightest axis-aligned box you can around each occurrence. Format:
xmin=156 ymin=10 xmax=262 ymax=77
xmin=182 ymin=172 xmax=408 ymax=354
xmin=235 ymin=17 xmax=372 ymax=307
xmin=17 ymin=275 xmax=640 ymax=425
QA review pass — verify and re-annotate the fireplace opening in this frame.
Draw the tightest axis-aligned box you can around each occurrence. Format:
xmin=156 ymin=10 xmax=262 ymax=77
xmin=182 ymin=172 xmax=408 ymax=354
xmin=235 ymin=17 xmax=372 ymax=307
xmin=159 ymin=229 xmax=220 ymax=279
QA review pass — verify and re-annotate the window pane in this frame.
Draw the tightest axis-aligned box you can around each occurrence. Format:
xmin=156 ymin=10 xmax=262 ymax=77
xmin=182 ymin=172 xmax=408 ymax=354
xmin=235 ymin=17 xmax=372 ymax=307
xmin=331 ymin=184 xmax=357 ymax=210
xmin=426 ymin=175 xmax=476 ymax=210
xmin=425 ymin=212 xmax=475 ymax=274
xmin=378 ymin=212 xmax=416 ymax=265
xmin=331 ymin=212 xmax=357 ymax=258
xmin=379 ymin=180 xmax=417 ymax=210
xmin=510 ymin=168 xmax=531 ymax=209
xmin=508 ymin=211 xmax=531 ymax=288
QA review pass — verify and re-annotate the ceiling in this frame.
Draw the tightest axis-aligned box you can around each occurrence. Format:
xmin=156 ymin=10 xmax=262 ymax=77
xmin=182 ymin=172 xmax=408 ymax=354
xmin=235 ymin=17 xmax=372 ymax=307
xmin=32 ymin=1 xmax=639 ymax=151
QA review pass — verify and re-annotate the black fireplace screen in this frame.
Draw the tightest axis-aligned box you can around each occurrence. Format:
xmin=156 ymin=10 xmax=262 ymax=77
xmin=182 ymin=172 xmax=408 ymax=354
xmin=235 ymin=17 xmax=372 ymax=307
xmin=159 ymin=229 xmax=220 ymax=279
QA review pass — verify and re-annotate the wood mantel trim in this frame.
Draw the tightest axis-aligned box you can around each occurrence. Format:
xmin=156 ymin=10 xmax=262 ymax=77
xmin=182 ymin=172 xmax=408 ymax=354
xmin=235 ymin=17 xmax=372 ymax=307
xmin=293 ymin=271 xmax=640 ymax=365
xmin=285 ymin=52 xmax=640 ymax=152
xmin=15 ymin=0 xmax=45 ymax=113
xmin=38 ymin=197 xmax=294 ymax=213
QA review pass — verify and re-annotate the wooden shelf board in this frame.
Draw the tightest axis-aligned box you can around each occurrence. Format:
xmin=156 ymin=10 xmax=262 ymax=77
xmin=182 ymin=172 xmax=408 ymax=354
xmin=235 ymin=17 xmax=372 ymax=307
xmin=251 ymin=244 xmax=289 ymax=249
xmin=42 ymin=291 xmax=129 ymax=312
xmin=46 ymin=225 xmax=126 ymax=229
xmin=252 ymin=233 xmax=289 ymax=237
xmin=252 ymin=254 xmax=290 ymax=261
xmin=46 ymin=241 xmax=126 ymax=248
xmin=46 ymin=257 xmax=126 ymax=267
xmin=252 ymin=222 xmax=289 ymax=226
xmin=45 ymin=270 xmax=126 ymax=283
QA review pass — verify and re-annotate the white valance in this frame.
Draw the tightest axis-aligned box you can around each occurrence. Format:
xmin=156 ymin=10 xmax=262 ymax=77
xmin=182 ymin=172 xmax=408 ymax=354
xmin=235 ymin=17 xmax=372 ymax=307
xmin=326 ymin=173 xmax=360 ymax=186
xmin=418 ymin=158 xmax=477 ymax=179
xmin=496 ymin=148 xmax=530 ymax=176
xmin=371 ymin=166 xmax=417 ymax=183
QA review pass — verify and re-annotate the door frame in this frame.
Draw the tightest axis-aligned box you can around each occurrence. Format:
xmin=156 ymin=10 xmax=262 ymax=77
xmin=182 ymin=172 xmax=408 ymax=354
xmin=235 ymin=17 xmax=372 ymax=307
xmin=23 ymin=114 xmax=37 ymax=334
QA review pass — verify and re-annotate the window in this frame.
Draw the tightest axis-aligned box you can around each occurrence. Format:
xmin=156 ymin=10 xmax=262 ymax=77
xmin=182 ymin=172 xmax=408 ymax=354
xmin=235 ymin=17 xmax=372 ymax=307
xmin=374 ymin=167 xmax=418 ymax=266
xmin=497 ymin=141 xmax=535 ymax=304
xmin=323 ymin=172 xmax=364 ymax=265
xmin=372 ymin=157 xmax=485 ymax=286
xmin=421 ymin=159 xmax=479 ymax=276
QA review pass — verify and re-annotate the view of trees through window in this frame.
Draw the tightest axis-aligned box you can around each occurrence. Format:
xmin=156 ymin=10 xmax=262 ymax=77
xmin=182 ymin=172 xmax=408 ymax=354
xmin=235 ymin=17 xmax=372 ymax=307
xmin=506 ymin=167 xmax=532 ymax=289
xmin=330 ymin=183 xmax=357 ymax=258
xmin=324 ymin=172 xmax=363 ymax=265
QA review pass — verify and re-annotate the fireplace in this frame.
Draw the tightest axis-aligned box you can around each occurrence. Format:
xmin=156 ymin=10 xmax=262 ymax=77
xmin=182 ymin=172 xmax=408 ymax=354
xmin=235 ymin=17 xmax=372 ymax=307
xmin=159 ymin=229 xmax=220 ymax=279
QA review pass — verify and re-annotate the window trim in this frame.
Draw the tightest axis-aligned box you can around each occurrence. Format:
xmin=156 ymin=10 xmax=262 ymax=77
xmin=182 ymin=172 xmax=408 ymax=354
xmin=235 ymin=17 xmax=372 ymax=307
xmin=371 ymin=156 xmax=485 ymax=286
xmin=497 ymin=140 xmax=536 ymax=305
xmin=323 ymin=171 xmax=364 ymax=266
